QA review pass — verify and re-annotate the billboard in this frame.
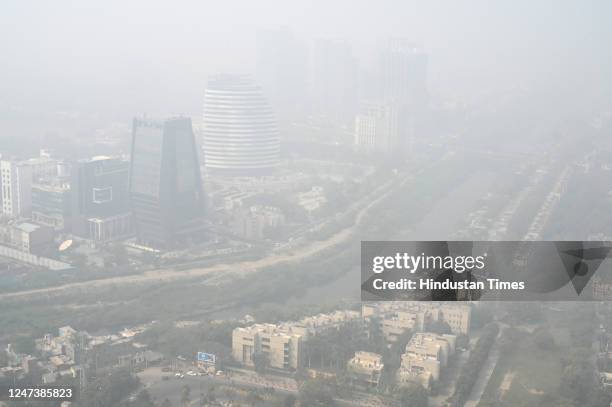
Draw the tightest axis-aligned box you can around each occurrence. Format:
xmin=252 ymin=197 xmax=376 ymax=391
xmin=197 ymin=352 xmax=216 ymax=364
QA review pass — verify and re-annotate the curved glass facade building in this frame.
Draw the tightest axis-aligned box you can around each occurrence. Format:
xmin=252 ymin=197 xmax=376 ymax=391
xmin=203 ymin=75 xmax=280 ymax=175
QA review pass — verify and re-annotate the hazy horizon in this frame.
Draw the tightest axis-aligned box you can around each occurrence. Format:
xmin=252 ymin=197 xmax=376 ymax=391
xmin=1 ymin=0 xmax=611 ymax=139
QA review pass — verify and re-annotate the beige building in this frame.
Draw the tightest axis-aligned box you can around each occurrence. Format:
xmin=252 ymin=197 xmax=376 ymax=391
xmin=232 ymin=310 xmax=361 ymax=371
xmin=347 ymin=351 xmax=384 ymax=387
xmin=398 ymin=352 xmax=438 ymax=389
xmin=397 ymin=332 xmax=456 ymax=389
xmin=9 ymin=222 xmax=54 ymax=254
xmin=380 ymin=310 xmax=426 ymax=342
xmin=231 ymin=205 xmax=285 ymax=240
xmin=295 ymin=310 xmax=361 ymax=337
xmin=363 ymin=302 xmax=471 ymax=341
xmin=425 ymin=304 xmax=471 ymax=335
xmin=232 ymin=324 xmax=302 ymax=370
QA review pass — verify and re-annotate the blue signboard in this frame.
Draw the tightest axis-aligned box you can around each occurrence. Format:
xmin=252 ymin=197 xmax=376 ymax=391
xmin=197 ymin=352 xmax=216 ymax=364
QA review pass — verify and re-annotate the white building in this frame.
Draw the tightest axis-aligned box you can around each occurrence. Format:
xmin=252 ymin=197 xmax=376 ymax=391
xmin=354 ymin=102 xmax=398 ymax=153
xmin=203 ymin=75 xmax=280 ymax=175
xmin=1 ymin=160 xmax=32 ymax=218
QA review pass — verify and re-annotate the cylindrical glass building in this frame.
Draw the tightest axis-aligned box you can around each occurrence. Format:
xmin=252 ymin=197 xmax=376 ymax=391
xmin=203 ymin=75 xmax=280 ymax=175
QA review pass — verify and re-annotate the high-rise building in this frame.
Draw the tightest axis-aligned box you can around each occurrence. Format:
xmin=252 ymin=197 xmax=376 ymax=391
xmin=312 ymin=39 xmax=359 ymax=124
xmin=354 ymin=102 xmax=399 ymax=154
xmin=256 ymin=27 xmax=308 ymax=121
xmin=130 ymin=117 xmax=206 ymax=249
xmin=202 ymin=75 xmax=280 ymax=175
xmin=31 ymin=182 xmax=71 ymax=231
xmin=380 ymin=39 xmax=428 ymax=153
xmin=381 ymin=39 xmax=428 ymax=109
xmin=71 ymin=157 xmax=132 ymax=243
xmin=0 ymin=160 xmax=32 ymax=218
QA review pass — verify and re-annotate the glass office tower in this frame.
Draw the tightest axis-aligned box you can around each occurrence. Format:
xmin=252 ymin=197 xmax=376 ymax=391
xmin=130 ymin=117 xmax=206 ymax=249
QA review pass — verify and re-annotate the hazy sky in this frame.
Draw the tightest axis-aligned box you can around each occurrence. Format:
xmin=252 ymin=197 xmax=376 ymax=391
xmin=1 ymin=0 xmax=611 ymax=136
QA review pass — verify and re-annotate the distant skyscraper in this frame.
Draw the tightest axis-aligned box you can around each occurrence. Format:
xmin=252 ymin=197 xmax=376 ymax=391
xmin=382 ymin=39 xmax=428 ymax=109
xmin=312 ymin=39 xmax=359 ymax=124
xmin=203 ymin=75 xmax=280 ymax=175
xmin=0 ymin=160 xmax=32 ymax=218
xmin=256 ymin=27 xmax=308 ymax=121
xmin=354 ymin=102 xmax=398 ymax=154
xmin=71 ymin=157 xmax=132 ymax=242
xmin=130 ymin=117 xmax=205 ymax=248
xmin=380 ymin=39 xmax=428 ymax=153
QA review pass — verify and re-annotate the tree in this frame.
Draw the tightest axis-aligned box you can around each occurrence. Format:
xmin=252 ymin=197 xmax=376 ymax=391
xmin=205 ymin=385 xmax=216 ymax=404
xmin=131 ymin=390 xmax=155 ymax=407
xmin=109 ymin=243 xmax=129 ymax=266
xmin=427 ymin=320 xmax=452 ymax=335
xmin=224 ymin=388 xmax=237 ymax=402
xmin=71 ymin=253 xmax=88 ymax=269
xmin=470 ymin=304 xmax=493 ymax=329
xmin=79 ymin=368 xmax=140 ymax=407
xmin=180 ymin=385 xmax=191 ymax=407
xmin=279 ymin=394 xmax=296 ymax=407
xmin=298 ymin=379 xmax=336 ymax=406
xmin=456 ymin=334 xmax=469 ymax=350
xmin=252 ymin=352 xmax=269 ymax=374
xmin=533 ymin=327 xmax=555 ymax=350
xmin=451 ymin=323 xmax=499 ymax=406
xmin=397 ymin=382 xmax=428 ymax=407
xmin=246 ymin=389 xmax=263 ymax=406
xmin=161 ymin=399 xmax=172 ymax=407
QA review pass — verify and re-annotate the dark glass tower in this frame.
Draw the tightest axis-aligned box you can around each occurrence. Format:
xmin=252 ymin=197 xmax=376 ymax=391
xmin=129 ymin=117 xmax=206 ymax=249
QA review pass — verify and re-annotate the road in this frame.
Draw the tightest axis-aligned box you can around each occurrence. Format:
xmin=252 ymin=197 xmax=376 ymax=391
xmin=0 ymin=177 xmax=399 ymax=301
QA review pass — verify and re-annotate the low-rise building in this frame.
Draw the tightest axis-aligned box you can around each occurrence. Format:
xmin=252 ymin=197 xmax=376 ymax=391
xmin=297 ymin=186 xmax=327 ymax=213
xmin=9 ymin=222 xmax=55 ymax=254
xmin=347 ymin=351 xmax=384 ymax=387
xmin=397 ymin=332 xmax=456 ymax=389
xmin=363 ymin=302 xmax=471 ymax=339
xmin=232 ymin=310 xmax=361 ymax=371
xmin=231 ymin=205 xmax=285 ymax=240
xmin=232 ymin=324 xmax=302 ymax=370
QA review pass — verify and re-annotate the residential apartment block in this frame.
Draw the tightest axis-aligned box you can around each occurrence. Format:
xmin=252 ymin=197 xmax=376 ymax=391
xmin=397 ymin=332 xmax=456 ymax=389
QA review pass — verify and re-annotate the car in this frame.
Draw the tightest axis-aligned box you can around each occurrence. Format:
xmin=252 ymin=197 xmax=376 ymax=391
xmin=175 ymin=372 xmax=182 ymax=377
xmin=215 ymin=370 xmax=224 ymax=376
xmin=186 ymin=371 xmax=197 ymax=376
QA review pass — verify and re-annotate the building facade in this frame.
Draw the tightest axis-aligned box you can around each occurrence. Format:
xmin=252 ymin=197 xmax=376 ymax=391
xmin=397 ymin=332 xmax=456 ymax=389
xmin=354 ymin=102 xmax=399 ymax=154
xmin=347 ymin=351 xmax=384 ymax=387
xmin=232 ymin=324 xmax=302 ymax=371
xmin=130 ymin=117 xmax=206 ymax=249
xmin=9 ymin=222 xmax=55 ymax=254
xmin=231 ymin=310 xmax=361 ymax=371
xmin=1 ymin=160 xmax=32 ymax=218
xmin=71 ymin=157 xmax=132 ymax=243
xmin=380 ymin=39 xmax=428 ymax=153
xmin=31 ymin=183 xmax=71 ymax=231
xmin=203 ymin=75 xmax=280 ymax=175
xmin=362 ymin=302 xmax=471 ymax=340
